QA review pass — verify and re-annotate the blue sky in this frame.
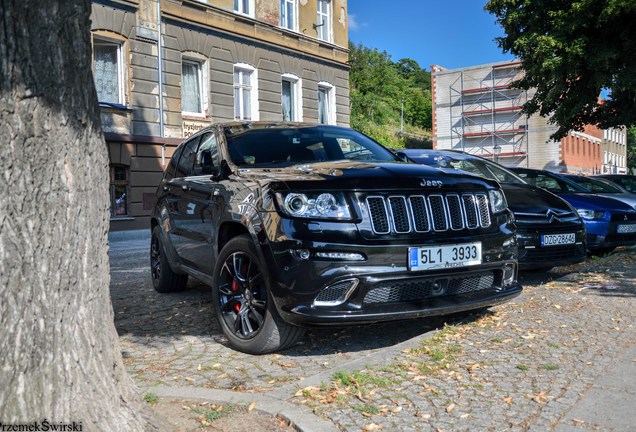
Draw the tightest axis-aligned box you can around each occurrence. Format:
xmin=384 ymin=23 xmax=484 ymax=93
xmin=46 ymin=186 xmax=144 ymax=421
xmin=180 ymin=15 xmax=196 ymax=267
xmin=347 ymin=0 xmax=515 ymax=71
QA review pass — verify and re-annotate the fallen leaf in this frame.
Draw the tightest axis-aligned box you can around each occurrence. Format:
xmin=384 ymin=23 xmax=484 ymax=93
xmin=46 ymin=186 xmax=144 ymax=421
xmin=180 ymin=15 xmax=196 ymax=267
xmin=504 ymin=396 xmax=513 ymax=405
xmin=573 ymin=418 xmax=585 ymax=424
xmin=247 ymin=402 xmax=256 ymax=412
xmin=362 ymin=424 xmax=383 ymax=431
xmin=390 ymin=406 xmax=402 ymax=413
xmin=446 ymin=403 xmax=456 ymax=413
xmin=197 ymin=364 xmax=202 ymax=371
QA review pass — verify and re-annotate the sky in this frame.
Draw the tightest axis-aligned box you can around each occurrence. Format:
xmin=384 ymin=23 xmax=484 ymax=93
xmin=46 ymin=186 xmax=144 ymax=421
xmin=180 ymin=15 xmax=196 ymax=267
xmin=347 ymin=0 xmax=515 ymax=71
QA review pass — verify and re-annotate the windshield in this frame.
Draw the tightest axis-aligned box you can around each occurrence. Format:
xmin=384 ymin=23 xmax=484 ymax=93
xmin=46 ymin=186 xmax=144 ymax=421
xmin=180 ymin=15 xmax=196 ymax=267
xmin=514 ymin=170 xmax=589 ymax=193
xmin=409 ymin=152 xmax=526 ymax=185
xmin=567 ymin=176 xmax=622 ymax=193
xmin=604 ymin=176 xmax=636 ymax=193
xmin=224 ymin=125 xmax=397 ymax=167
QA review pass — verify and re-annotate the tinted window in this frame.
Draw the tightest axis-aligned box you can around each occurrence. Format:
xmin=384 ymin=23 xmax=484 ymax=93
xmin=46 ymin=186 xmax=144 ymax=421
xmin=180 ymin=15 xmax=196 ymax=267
xmin=194 ymin=132 xmax=219 ymax=175
xmin=409 ymin=153 xmax=525 ymax=185
xmin=164 ymin=144 xmax=186 ymax=182
xmin=174 ymin=136 xmax=201 ymax=178
xmin=569 ymin=177 xmax=621 ymax=193
xmin=224 ymin=125 xmax=396 ymax=167
xmin=612 ymin=177 xmax=636 ymax=193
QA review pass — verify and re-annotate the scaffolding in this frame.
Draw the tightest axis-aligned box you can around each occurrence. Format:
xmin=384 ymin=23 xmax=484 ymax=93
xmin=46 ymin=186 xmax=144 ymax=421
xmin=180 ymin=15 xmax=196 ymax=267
xmin=449 ymin=62 xmax=529 ymax=165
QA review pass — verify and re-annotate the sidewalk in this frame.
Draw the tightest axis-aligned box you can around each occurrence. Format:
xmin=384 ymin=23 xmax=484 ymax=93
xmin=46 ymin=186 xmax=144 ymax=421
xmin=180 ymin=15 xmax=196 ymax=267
xmin=109 ymin=230 xmax=636 ymax=431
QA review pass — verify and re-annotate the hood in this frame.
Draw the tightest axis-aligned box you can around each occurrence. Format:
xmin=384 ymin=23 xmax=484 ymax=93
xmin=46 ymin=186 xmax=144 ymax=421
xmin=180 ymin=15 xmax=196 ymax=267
xmin=558 ymin=192 xmax=636 ymax=212
xmin=502 ymin=183 xmax=574 ymax=213
xmin=235 ymin=160 xmax=501 ymax=192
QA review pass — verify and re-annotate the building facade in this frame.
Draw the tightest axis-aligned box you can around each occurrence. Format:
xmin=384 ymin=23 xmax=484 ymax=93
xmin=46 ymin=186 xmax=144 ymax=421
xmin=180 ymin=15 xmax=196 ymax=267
xmin=431 ymin=61 xmax=627 ymax=175
xmin=91 ymin=0 xmax=350 ymax=231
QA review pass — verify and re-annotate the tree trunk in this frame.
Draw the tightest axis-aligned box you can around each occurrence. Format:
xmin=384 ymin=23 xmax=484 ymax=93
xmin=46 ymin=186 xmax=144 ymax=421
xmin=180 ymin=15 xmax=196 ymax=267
xmin=0 ymin=1 xmax=150 ymax=429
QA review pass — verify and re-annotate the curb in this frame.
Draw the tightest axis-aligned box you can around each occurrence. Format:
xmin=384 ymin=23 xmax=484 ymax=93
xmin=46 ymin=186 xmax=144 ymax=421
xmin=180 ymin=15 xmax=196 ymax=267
xmin=108 ymin=229 xmax=150 ymax=243
xmin=144 ymin=385 xmax=340 ymax=432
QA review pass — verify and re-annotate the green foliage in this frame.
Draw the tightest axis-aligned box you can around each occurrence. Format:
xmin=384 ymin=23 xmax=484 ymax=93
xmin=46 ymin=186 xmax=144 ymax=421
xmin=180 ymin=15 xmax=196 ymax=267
xmin=627 ymin=125 xmax=636 ymax=174
xmin=348 ymin=42 xmax=432 ymax=148
xmin=486 ymin=0 xmax=636 ymax=139
xmin=143 ymin=392 xmax=158 ymax=404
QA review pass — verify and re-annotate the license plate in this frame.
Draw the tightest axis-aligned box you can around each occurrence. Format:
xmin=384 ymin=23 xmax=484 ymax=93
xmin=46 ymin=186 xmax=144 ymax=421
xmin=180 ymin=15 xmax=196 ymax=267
xmin=617 ymin=224 xmax=636 ymax=233
xmin=408 ymin=242 xmax=482 ymax=271
xmin=541 ymin=233 xmax=575 ymax=246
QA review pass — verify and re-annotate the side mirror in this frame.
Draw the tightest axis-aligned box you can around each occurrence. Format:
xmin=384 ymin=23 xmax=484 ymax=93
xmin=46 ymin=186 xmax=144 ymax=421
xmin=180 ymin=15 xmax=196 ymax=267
xmin=395 ymin=151 xmax=410 ymax=162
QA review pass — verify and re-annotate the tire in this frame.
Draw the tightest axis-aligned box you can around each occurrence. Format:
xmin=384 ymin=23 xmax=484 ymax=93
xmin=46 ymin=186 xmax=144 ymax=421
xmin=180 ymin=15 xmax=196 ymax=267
xmin=212 ymin=234 xmax=305 ymax=354
xmin=588 ymin=247 xmax=616 ymax=256
xmin=150 ymin=225 xmax=188 ymax=293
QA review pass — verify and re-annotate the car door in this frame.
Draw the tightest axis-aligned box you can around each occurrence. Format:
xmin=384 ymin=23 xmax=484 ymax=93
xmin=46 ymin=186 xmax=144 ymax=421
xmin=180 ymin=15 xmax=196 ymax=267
xmin=178 ymin=131 xmax=221 ymax=271
xmin=166 ymin=136 xmax=202 ymax=262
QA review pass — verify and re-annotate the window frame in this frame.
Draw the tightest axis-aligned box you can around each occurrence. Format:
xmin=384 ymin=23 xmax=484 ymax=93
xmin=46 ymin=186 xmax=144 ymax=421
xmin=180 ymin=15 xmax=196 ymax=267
xmin=317 ymin=81 xmax=336 ymax=125
xmin=281 ymin=73 xmax=302 ymax=122
xmin=316 ymin=0 xmax=333 ymax=42
xmin=233 ymin=63 xmax=259 ymax=121
xmin=181 ymin=53 xmax=209 ymax=118
xmin=234 ymin=0 xmax=255 ymax=17
xmin=92 ymin=35 xmax=126 ymax=105
xmin=280 ymin=0 xmax=298 ymax=31
xmin=109 ymin=164 xmax=129 ymax=218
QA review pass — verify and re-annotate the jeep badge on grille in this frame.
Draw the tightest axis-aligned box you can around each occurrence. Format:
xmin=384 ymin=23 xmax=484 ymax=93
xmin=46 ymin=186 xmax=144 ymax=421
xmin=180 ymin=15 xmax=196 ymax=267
xmin=421 ymin=179 xmax=443 ymax=188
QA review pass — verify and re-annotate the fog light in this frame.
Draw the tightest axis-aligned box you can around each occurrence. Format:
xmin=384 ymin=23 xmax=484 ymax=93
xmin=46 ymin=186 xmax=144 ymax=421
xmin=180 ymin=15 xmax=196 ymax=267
xmin=315 ymin=252 xmax=365 ymax=261
xmin=314 ymin=279 xmax=359 ymax=307
xmin=503 ymin=264 xmax=516 ymax=287
xmin=291 ymin=249 xmax=311 ymax=260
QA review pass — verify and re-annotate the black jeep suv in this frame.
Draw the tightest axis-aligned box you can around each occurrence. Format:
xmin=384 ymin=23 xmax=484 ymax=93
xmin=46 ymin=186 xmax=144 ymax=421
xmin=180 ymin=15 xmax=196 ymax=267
xmin=150 ymin=123 xmax=522 ymax=354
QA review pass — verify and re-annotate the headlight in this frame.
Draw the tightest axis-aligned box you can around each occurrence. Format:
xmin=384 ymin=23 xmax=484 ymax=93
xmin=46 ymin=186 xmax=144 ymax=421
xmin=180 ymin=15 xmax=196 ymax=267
xmin=278 ymin=192 xmax=352 ymax=219
xmin=577 ymin=209 xmax=605 ymax=220
xmin=489 ymin=189 xmax=508 ymax=213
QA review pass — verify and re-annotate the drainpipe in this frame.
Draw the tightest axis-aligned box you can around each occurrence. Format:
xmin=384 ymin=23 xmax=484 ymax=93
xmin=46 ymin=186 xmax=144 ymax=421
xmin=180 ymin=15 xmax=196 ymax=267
xmin=157 ymin=0 xmax=165 ymax=165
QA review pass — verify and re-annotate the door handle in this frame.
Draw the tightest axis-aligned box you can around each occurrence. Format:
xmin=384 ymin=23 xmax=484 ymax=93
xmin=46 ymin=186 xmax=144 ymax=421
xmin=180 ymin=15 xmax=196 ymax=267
xmin=181 ymin=184 xmax=189 ymax=191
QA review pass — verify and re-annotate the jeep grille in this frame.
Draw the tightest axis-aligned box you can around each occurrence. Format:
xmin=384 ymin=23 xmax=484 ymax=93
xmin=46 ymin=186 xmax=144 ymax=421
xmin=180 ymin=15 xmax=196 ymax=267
xmin=365 ymin=193 xmax=491 ymax=235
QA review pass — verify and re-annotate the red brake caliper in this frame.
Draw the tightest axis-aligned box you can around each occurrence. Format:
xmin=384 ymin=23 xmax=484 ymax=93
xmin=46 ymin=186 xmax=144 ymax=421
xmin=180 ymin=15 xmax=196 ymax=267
xmin=231 ymin=262 xmax=250 ymax=313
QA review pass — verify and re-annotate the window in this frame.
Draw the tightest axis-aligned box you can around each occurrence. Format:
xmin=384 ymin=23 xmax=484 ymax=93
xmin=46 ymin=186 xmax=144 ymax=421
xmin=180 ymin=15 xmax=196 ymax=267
xmin=280 ymin=0 xmax=297 ymax=30
xmin=234 ymin=0 xmax=254 ymax=17
xmin=316 ymin=0 xmax=332 ymax=42
xmin=281 ymin=74 xmax=302 ymax=121
xmin=93 ymin=38 xmax=124 ymax=104
xmin=174 ymin=136 xmax=202 ymax=178
xmin=234 ymin=64 xmax=258 ymax=121
xmin=194 ymin=132 xmax=219 ymax=175
xmin=110 ymin=165 xmax=129 ymax=217
xmin=181 ymin=55 xmax=208 ymax=116
xmin=317 ymin=82 xmax=335 ymax=125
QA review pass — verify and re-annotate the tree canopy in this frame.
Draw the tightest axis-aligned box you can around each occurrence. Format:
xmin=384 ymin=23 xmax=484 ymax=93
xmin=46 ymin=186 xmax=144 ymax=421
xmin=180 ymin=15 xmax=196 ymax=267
xmin=486 ymin=0 xmax=636 ymax=139
xmin=348 ymin=42 xmax=432 ymax=147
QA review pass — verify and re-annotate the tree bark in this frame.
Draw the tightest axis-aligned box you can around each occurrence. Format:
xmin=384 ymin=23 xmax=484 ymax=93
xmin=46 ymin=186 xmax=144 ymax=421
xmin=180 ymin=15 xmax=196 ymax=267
xmin=0 ymin=1 xmax=149 ymax=429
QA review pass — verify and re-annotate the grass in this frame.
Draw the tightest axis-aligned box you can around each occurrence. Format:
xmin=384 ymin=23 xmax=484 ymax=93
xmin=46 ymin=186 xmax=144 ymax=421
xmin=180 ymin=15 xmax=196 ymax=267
xmin=355 ymin=404 xmax=379 ymax=415
xmin=143 ymin=392 xmax=159 ymax=404
xmin=542 ymin=364 xmax=560 ymax=371
xmin=516 ymin=365 xmax=529 ymax=371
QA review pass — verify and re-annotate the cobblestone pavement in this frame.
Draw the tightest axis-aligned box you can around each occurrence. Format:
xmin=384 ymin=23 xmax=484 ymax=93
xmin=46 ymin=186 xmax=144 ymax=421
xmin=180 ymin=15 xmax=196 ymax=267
xmin=110 ymin=240 xmax=636 ymax=431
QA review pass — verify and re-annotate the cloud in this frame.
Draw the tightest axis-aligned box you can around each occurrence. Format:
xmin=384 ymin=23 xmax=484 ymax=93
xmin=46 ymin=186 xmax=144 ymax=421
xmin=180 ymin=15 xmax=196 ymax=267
xmin=348 ymin=13 xmax=363 ymax=31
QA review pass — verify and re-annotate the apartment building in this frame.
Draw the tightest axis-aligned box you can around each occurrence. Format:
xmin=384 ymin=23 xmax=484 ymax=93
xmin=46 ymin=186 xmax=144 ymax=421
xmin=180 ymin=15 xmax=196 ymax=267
xmin=91 ymin=0 xmax=350 ymax=231
xmin=430 ymin=60 xmax=627 ymax=175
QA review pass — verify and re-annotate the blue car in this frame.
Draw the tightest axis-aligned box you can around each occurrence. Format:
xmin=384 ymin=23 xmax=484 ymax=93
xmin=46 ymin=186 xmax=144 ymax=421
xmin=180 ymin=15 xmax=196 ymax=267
xmin=511 ymin=168 xmax=636 ymax=254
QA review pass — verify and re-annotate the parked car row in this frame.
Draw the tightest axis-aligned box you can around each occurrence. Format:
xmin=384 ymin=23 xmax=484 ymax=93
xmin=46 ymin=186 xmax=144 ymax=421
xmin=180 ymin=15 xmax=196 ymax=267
xmin=148 ymin=123 xmax=634 ymax=353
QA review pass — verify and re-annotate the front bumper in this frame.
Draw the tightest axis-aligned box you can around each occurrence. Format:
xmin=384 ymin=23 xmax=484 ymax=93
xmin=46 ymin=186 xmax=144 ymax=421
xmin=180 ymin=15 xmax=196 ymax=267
xmin=515 ymin=226 xmax=587 ymax=270
xmin=585 ymin=220 xmax=636 ymax=250
xmin=258 ymin=214 xmax=521 ymax=326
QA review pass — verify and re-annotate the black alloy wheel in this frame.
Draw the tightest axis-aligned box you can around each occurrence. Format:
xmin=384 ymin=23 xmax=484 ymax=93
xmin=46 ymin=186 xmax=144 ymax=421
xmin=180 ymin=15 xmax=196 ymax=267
xmin=150 ymin=225 xmax=188 ymax=293
xmin=217 ymin=251 xmax=267 ymax=339
xmin=212 ymin=234 xmax=305 ymax=354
